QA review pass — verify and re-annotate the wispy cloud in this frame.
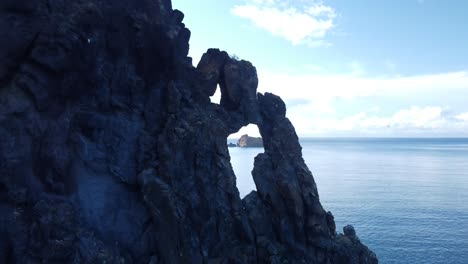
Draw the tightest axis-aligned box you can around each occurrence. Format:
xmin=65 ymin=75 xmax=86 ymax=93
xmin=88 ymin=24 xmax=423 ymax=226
xmin=455 ymin=112 xmax=468 ymax=122
xmin=257 ymin=70 xmax=468 ymax=103
xmin=287 ymin=105 xmax=468 ymax=137
xmin=232 ymin=105 xmax=467 ymax=138
xmin=231 ymin=0 xmax=336 ymax=47
xmin=294 ymin=106 xmax=446 ymax=132
xmin=252 ymin=70 xmax=468 ymax=136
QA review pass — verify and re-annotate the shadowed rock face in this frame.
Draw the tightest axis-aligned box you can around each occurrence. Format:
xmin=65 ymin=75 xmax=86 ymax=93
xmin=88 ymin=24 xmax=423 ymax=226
xmin=0 ymin=0 xmax=377 ymax=263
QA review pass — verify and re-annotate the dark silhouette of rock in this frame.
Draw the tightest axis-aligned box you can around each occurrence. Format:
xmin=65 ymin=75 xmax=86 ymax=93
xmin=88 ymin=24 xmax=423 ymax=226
xmin=237 ymin=134 xmax=264 ymax=148
xmin=228 ymin=142 xmax=237 ymax=147
xmin=344 ymin=225 xmax=357 ymax=239
xmin=0 ymin=0 xmax=377 ymax=263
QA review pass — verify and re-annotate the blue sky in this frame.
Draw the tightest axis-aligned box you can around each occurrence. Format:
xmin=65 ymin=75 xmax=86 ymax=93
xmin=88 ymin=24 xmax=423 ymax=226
xmin=172 ymin=0 xmax=468 ymax=137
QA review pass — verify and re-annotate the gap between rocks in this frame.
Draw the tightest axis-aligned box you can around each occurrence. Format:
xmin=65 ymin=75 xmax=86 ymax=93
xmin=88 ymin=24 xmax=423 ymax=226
xmin=227 ymin=124 xmax=263 ymax=198
xmin=209 ymin=84 xmax=221 ymax=104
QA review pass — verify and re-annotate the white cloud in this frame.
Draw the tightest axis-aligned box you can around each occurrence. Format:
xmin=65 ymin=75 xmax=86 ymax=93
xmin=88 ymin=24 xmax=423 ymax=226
xmin=254 ymin=70 xmax=468 ymax=136
xmin=231 ymin=0 xmax=336 ymax=46
xmin=455 ymin=112 xmax=468 ymax=122
xmin=257 ymin=70 xmax=468 ymax=105
xmin=288 ymin=106 xmax=452 ymax=136
xmin=307 ymin=3 xmax=336 ymax=18
xmin=390 ymin=106 xmax=444 ymax=128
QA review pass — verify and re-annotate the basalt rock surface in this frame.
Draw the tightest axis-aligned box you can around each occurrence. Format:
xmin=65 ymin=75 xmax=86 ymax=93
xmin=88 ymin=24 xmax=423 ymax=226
xmin=0 ymin=0 xmax=377 ymax=263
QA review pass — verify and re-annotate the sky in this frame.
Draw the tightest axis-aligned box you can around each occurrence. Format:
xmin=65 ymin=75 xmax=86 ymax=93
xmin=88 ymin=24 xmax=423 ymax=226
xmin=172 ymin=0 xmax=468 ymax=137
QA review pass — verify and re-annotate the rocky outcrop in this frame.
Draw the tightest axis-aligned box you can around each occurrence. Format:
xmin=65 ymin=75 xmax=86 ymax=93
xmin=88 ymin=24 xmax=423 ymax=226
xmin=0 ymin=0 xmax=377 ymax=263
xmin=237 ymin=134 xmax=263 ymax=148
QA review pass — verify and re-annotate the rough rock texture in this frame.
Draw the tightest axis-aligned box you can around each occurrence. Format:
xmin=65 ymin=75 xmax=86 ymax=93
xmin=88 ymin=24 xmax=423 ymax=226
xmin=237 ymin=134 xmax=263 ymax=148
xmin=0 ymin=0 xmax=377 ymax=263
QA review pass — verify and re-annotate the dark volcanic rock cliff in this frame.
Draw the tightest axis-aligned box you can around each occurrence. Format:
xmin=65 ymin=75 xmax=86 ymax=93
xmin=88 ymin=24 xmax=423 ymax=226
xmin=0 ymin=0 xmax=377 ymax=263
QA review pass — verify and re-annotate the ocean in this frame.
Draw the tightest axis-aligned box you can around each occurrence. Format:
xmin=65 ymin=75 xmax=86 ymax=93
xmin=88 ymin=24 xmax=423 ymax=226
xmin=228 ymin=138 xmax=468 ymax=264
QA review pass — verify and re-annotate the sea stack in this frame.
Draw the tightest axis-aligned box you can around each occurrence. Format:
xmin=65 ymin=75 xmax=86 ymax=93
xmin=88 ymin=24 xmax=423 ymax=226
xmin=0 ymin=0 xmax=377 ymax=263
xmin=237 ymin=134 xmax=264 ymax=148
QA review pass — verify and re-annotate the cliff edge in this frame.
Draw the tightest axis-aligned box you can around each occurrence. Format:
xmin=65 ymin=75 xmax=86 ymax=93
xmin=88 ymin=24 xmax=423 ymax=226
xmin=0 ymin=0 xmax=377 ymax=263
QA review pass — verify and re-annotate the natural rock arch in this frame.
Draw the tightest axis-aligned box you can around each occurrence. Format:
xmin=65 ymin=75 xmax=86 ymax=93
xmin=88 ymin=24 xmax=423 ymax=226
xmin=197 ymin=49 xmax=376 ymax=263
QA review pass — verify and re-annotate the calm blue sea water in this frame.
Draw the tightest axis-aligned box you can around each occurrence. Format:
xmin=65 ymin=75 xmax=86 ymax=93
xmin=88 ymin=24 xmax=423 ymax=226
xmin=228 ymin=138 xmax=468 ymax=264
